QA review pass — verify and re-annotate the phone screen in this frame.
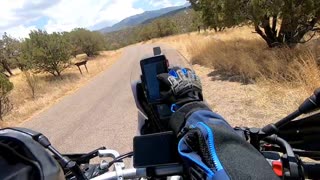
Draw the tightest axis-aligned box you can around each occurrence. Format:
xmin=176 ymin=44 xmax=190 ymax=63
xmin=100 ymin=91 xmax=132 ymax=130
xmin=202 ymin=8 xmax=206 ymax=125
xmin=140 ymin=55 xmax=167 ymax=103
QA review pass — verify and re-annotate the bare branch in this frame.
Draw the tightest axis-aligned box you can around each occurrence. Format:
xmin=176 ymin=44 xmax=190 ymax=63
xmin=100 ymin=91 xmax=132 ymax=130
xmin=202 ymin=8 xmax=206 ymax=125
xmin=299 ymin=31 xmax=317 ymax=44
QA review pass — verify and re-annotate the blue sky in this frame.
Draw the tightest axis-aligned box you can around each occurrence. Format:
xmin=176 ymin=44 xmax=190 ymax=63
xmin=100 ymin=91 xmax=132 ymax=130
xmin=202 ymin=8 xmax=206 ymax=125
xmin=0 ymin=0 xmax=187 ymax=38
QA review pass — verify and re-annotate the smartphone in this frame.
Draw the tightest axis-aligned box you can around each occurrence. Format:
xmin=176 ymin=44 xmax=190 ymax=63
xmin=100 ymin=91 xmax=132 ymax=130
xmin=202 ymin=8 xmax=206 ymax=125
xmin=140 ymin=55 xmax=168 ymax=103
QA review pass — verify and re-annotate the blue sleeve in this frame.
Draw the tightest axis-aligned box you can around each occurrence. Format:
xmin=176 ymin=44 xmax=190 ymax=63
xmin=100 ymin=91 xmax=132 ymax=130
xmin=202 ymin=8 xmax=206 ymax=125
xmin=177 ymin=109 xmax=278 ymax=179
xmin=178 ymin=110 xmax=232 ymax=179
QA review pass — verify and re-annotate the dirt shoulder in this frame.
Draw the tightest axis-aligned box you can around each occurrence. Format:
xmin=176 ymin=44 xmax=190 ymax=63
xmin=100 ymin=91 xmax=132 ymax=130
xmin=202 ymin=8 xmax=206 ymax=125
xmin=193 ymin=64 xmax=286 ymax=127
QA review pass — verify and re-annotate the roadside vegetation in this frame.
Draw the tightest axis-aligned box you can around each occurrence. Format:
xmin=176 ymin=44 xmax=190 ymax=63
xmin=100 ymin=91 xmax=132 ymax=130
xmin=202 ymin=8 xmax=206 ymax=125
xmin=0 ymin=50 xmax=121 ymax=127
xmin=152 ymin=26 xmax=320 ymax=126
xmin=0 ymin=28 xmax=119 ymax=126
xmin=184 ymin=0 xmax=320 ymax=111
xmin=145 ymin=0 xmax=320 ymax=126
xmin=189 ymin=0 xmax=320 ymax=48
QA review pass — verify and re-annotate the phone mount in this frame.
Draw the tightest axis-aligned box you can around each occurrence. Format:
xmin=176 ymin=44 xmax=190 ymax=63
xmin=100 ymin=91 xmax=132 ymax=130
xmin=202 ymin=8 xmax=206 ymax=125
xmin=153 ymin=47 xmax=162 ymax=56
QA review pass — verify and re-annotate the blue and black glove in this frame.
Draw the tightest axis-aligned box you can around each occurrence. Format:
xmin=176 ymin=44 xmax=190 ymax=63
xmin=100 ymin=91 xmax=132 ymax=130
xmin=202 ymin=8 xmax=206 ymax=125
xmin=158 ymin=67 xmax=279 ymax=179
xmin=157 ymin=67 xmax=203 ymax=112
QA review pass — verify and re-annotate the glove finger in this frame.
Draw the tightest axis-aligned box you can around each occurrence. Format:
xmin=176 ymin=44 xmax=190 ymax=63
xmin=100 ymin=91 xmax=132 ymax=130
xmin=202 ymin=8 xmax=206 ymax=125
xmin=169 ymin=69 xmax=179 ymax=79
xmin=176 ymin=69 xmax=187 ymax=81
xmin=157 ymin=73 xmax=171 ymax=87
xmin=189 ymin=70 xmax=202 ymax=87
xmin=168 ymin=76 xmax=179 ymax=88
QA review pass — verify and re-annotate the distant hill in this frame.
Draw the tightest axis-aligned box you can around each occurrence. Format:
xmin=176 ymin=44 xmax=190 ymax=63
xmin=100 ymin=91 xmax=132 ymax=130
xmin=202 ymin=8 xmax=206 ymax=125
xmin=104 ymin=8 xmax=200 ymax=50
xmin=99 ymin=4 xmax=190 ymax=33
xmin=141 ymin=6 xmax=192 ymax=24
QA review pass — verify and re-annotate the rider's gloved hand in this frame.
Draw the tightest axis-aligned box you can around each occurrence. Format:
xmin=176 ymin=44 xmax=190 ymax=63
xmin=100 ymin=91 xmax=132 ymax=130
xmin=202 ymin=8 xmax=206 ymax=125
xmin=158 ymin=67 xmax=211 ymax=135
xmin=157 ymin=67 xmax=203 ymax=108
xmin=158 ymin=67 xmax=279 ymax=179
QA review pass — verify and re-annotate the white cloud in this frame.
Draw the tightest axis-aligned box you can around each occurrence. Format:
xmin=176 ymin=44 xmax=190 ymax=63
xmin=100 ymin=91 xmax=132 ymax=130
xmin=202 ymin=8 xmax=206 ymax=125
xmin=44 ymin=0 xmax=143 ymax=33
xmin=0 ymin=0 xmax=25 ymax=28
xmin=0 ymin=0 xmax=57 ymax=38
xmin=0 ymin=0 xmax=184 ymax=38
xmin=1 ymin=25 xmax=37 ymax=39
xmin=148 ymin=0 xmax=186 ymax=8
xmin=95 ymin=0 xmax=144 ymax=25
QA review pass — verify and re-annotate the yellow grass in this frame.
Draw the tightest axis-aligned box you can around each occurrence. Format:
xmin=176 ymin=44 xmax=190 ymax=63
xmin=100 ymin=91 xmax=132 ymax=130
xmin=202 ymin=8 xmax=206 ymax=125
xmin=151 ymin=26 xmax=320 ymax=126
xmin=0 ymin=50 xmax=122 ymax=127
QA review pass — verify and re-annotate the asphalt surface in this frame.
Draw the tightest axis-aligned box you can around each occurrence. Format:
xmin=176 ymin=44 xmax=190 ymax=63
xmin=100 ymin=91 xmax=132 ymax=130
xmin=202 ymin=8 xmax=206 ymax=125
xmin=22 ymin=44 xmax=182 ymax=155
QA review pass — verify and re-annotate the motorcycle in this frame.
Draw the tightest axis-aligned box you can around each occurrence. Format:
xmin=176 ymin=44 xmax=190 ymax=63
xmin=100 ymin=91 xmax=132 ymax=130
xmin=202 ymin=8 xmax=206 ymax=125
xmin=1 ymin=47 xmax=320 ymax=179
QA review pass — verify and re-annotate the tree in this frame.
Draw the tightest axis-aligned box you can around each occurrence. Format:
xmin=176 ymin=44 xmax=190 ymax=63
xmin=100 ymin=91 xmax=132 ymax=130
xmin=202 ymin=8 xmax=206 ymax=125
xmin=0 ymin=33 xmax=21 ymax=76
xmin=68 ymin=28 xmax=105 ymax=57
xmin=23 ymin=71 xmax=39 ymax=99
xmin=23 ymin=30 xmax=72 ymax=76
xmin=137 ymin=18 xmax=178 ymax=41
xmin=64 ymin=31 xmax=83 ymax=58
xmin=0 ymin=74 xmax=13 ymax=120
xmin=154 ymin=18 xmax=178 ymax=37
xmin=189 ymin=0 xmax=234 ymax=32
xmin=189 ymin=0 xmax=320 ymax=47
xmin=14 ymin=40 xmax=31 ymax=71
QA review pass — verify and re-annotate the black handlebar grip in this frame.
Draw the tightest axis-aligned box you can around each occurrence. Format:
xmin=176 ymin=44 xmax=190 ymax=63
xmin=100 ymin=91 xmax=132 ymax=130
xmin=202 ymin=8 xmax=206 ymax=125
xmin=298 ymin=88 xmax=320 ymax=114
xmin=313 ymin=88 xmax=320 ymax=105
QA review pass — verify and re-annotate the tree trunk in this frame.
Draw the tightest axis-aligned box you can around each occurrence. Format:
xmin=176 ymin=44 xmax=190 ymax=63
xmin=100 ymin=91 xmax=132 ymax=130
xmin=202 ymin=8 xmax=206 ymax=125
xmin=55 ymin=70 xmax=63 ymax=80
xmin=51 ymin=71 xmax=57 ymax=76
xmin=86 ymin=52 xmax=93 ymax=57
xmin=1 ymin=72 xmax=10 ymax=78
xmin=253 ymin=11 xmax=320 ymax=48
xmin=213 ymin=27 xmax=218 ymax=32
xmin=1 ymin=61 xmax=13 ymax=76
xmin=0 ymin=99 xmax=2 ymax=120
xmin=255 ymin=26 xmax=275 ymax=48
xmin=18 ymin=64 xmax=24 ymax=71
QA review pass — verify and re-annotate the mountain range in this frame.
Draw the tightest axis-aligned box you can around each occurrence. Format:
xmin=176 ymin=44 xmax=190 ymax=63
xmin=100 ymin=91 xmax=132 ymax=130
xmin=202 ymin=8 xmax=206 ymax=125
xmin=99 ymin=3 xmax=190 ymax=33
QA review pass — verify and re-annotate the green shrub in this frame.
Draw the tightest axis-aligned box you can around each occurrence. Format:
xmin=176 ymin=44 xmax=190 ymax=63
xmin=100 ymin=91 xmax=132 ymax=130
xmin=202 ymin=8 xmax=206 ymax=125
xmin=0 ymin=74 xmax=13 ymax=120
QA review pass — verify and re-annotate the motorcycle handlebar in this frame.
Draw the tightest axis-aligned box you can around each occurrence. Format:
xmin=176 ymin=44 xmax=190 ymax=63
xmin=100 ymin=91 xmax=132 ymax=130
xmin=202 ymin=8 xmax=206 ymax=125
xmin=91 ymin=168 xmax=146 ymax=180
xmin=90 ymin=164 xmax=183 ymax=180
xmin=89 ymin=161 xmax=320 ymax=180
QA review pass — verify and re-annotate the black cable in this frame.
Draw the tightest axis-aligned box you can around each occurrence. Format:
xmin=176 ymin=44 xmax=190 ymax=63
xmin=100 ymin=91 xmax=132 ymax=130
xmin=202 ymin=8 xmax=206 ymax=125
xmin=265 ymin=145 xmax=320 ymax=159
xmin=292 ymin=149 xmax=320 ymax=160
xmin=264 ymin=135 xmax=295 ymax=158
xmin=106 ymin=151 xmax=134 ymax=169
xmin=264 ymin=135 xmax=300 ymax=178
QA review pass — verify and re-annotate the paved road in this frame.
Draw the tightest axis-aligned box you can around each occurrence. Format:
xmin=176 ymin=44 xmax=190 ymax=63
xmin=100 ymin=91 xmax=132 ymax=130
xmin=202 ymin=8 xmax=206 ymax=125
xmin=22 ymin=44 xmax=182 ymax=155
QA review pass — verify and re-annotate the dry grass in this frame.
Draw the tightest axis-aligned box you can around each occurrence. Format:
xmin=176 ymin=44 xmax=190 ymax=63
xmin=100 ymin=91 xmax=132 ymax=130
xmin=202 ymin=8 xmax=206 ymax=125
xmin=0 ymin=50 xmax=122 ymax=127
xmin=184 ymin=28 xmax=320 ymax=112
xmin=152 ymin=26 xmax=320 ymax=127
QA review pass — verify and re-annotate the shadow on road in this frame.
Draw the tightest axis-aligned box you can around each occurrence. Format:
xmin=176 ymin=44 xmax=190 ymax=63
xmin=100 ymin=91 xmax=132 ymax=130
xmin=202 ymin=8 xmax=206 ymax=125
xmin=207 ymin=70 xmax=254 ymax=85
